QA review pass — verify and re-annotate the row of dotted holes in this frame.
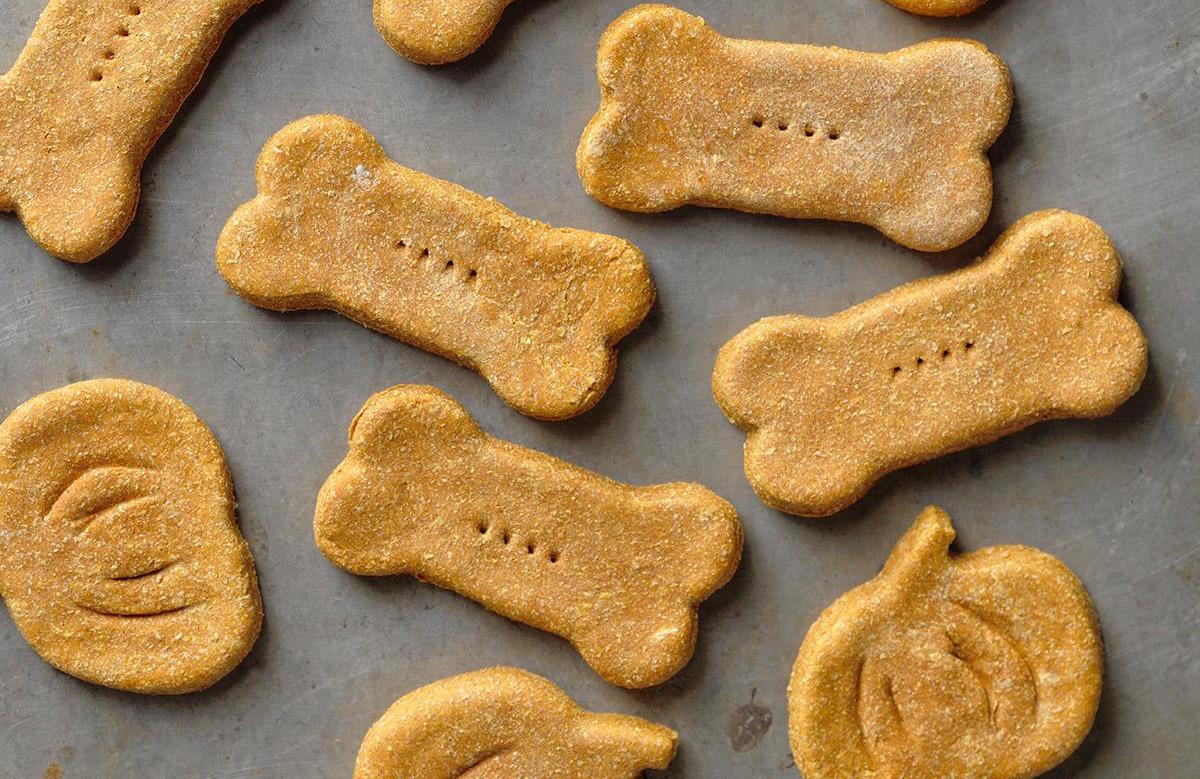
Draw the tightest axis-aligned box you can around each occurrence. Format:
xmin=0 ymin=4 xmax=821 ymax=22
xmin=477 ymin=521 xmax=559 ymax=564
xmin=750 ymin=116 xmax=841 ymax=141
xmin=396 ymin=239 xmax=478 ymax=283
xmin=891 ymin=340 xmax=974 ymax=379
xmin=90 ymin=4 xmax=141 ymax=82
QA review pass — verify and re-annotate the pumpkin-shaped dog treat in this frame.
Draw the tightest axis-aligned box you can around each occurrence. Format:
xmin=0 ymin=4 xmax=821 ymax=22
xmin=577 ymin=4 xmax=1012 ymax=252
xmin=789 ymin=507 xmax=1103 ymax=779
xmin=0 ymin=380 xmax=262 ymax=694
xmin=0 ymin=0 xmax=261 ymax=262
xmin=315 ymin=385 xmax=742 ymax=689
xmin=355 ymin=667 xmax=677 ymax=777
xmin=218 ymin=115 xmax=654 ymax=422
xmin=374 ymin=0 xmax=516 ymax=64
xmin=884 ymin=0 xmax=988 ymax=17
xmin=713 ymin=210 xmax=1148 ymax=517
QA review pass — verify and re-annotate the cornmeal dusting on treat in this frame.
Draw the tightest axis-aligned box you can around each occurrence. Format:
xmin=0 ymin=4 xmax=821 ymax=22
xmin=789 ymin=507 xmax=1103 ymax=779
xmin=354 ymin=667 xmax=677 ymax=777
xmin=884 ymin=0 xmax=989 ymax=18
xmin=0 ymin=380 xmax=262 ymax=695
xmin=314 ymin=385 xmax=743 ymax=689
xmin=0 ymin=0 xmax=261 ymax=262
xmin=713 ymin=210 xmax=1149 ymax=517
xmin=577 ymin=4 xmax=1013 ymax=252
xmin=217 ymin=115 xmax=655 ymax=422
xmin=374 ymin=0 xmax=517 ymax=65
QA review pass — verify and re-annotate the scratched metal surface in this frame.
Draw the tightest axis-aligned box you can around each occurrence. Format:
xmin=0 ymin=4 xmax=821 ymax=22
xmin=0 ymin=0 xmax=1197 ymax=776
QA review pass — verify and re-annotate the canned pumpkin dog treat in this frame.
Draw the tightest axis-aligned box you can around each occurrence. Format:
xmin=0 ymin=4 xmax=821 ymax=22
xmin=885 ymin=0 xmax=989 ymax=17
xmin=713 ymin=210 xmax=1148 ymax=517
xmin=0 ymin=380 xmax=262 ymax=694
xmin=218 ymin=115 xmax=654 ymax=422
xmin=374 ymin=0 xmax=516 ymax=64
xmin=789 ymin=507 xmax=1102 ymax=779
xmin=355 ymin=667 xmax=677 ymax=778
xmin=577 ymin=4 xmax=1012 ymax=252
xmin=315 ymin=384 xmax=742 ymax=689
xmin=0 ymin=0 xmax=261 ymax=262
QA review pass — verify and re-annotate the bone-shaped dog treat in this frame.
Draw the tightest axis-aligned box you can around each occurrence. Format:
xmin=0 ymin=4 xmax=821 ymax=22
xmin=0 ymin=0 xmax=260 ymax=262
xmin=713 ymin=210 xmax=1148 ymax=517
xmin=374 ymin=0 xmax=516 ymax=64
xmin=218 ymin=115 xmax=654 ymax=422
xmin=355 ymin=667 xmax=677 ymax=778
xmin=0 ymin=380 xmax=262 ymax=694
xmin=577 ymin=4 xmax=1012 ymax=252
xmin=789 ymin=507 xmax=1102 ymax=779
xmin=315 ymin=384 xmax=742 ymax=688
xmin=884 ymin=0 xmax=988 ymax=16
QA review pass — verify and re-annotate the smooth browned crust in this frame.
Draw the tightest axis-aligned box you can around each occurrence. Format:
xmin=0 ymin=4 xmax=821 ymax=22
xmin=0 ymin=0 xmax=260 ymax=262
xmin=373 ymin=0 xmax=516 ymax=64
xmin=0 ymin=380 xmax=262 ymax=694
xmin=217 ymin=115 xmax=655 ymax=422
xmin=314 ymin=385 xmax=743 ymax=688
xmin=577 ymin=4 xmax=1012 ymax=252
xmin=355 ymin=667 xmax=677 ymax=777
xmin=789 ymin=507 xmax=1103 ymax=779
xmin=885 ymin=0 xmax=989 ymax=17
xmin=713 ymin=210 xmax=1148 ymax=517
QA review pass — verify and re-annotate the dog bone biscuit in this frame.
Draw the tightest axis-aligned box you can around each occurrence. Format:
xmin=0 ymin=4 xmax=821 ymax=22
xmin=577 ymin=4 xmax=1012 ymax=252
xmin=218 ymin=115 xmax=654 ymax=422
xmin=713 ymin=210 xmax=1148 ymax=517
xmin=0 ymin=380 xmax=262 ymax=694
xmin=374 ymin=0 xmax=515 ymax=64
xmin=0 ymin=0 xmax=260 ymax=262
xmin=315 ymin=384 xmax=742 ymax=688
xmin=355 ymin=667 xmax=677 ymax=778
xmin=789 ymin=507 xmax=1102 ymax=779
xmin=885 ymin=0 xmax=988 ymax=17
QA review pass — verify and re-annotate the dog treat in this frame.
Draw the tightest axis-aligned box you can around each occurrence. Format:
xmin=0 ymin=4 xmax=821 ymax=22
xmin=0 ymin=380 xmax=262 ymax=694
xmin=315 ymin=384 xmax=742 ymax=688
xmin=713 ymin=210 xmax=1148 ymax=517
xmin=884 ymin=0 xmax=988 ymax=17
xmin=374 ymin=0 xmax=516 ymax=64
xmin=355 ymin=667 xmax=677 ymax=777
xmin=789 ymin=507 xmax=1102 ymax=778
xmin=218 ymin=115 xmax=654 ymax=422
xmin=0 ymin=0 xmax=260 ymax=262
xmin=577 ymin=4 xmax=1012 ymax=252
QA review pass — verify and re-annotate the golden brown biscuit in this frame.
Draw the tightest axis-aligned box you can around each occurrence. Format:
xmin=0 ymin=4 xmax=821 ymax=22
xmin=789 ymin=507 xmax=1103 ymax=779
xmin=0 ymin=0 xmax=260 ymax=262
xmin=315 ymin=384 xmax=742 ymax=689
xmin=0 ymin=379 xmax=262 ymax=694
xmin=713 ymin=210 xmax=1148 ymax=517
xmin=374 ymin=0 xmax=515 ymax=64
xmin=355 ymin=667 xmax=677 ymax=777
xmin=885 ymin=0 xmax=989 ymax=17
xmin=577 ymin=4 xmax=1012 ymax=252
xmin=218 ymin=115 xmax=654 ymax=422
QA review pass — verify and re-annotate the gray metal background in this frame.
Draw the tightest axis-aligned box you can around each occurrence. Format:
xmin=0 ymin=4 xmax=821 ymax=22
xmin=1 ymin=0 xmax=1197 ymax=776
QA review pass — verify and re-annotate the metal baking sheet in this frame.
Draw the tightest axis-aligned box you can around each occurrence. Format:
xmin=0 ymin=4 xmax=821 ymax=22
xmin=1 ymin=0 xmax=1197 ymax=776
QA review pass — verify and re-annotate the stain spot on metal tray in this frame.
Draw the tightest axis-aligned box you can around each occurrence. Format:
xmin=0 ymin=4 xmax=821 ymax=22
xmin=726 ymin=688 xmax=772 ymax=752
